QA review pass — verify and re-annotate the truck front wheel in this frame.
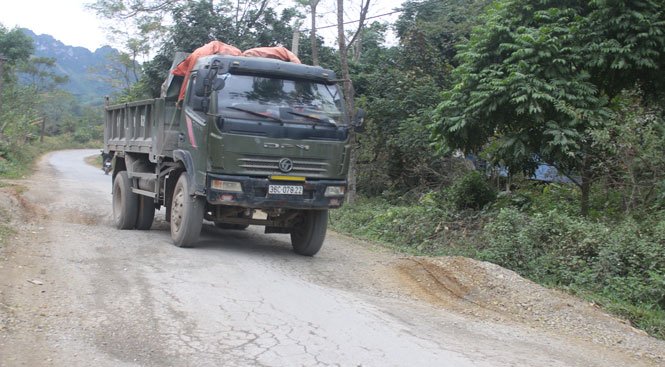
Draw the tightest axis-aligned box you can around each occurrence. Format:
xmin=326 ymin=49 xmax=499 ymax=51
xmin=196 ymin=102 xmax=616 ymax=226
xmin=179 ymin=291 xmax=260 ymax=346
xmin=170 ymin=174 xmax=204 ymax=247
xmin=113 ymin=171 xmax=138 ymax=229
xmin=290 ymin=210 xmax=328 ymax=256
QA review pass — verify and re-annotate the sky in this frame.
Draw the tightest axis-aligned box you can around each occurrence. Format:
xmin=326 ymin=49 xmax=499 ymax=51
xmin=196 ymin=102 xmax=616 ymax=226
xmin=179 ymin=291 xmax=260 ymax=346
xmin=0 ymin=0 xmax=110 ymax=51
xmin=0 ymin=0 xmax=399 ymax=52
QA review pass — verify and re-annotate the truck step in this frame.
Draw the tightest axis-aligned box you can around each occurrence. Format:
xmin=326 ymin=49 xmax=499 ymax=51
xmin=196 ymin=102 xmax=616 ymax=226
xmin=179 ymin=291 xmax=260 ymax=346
xmin=128 ymin=172 xmax=158 ymax=180
xmin=131 ymin=188 xmax=157 ymax=198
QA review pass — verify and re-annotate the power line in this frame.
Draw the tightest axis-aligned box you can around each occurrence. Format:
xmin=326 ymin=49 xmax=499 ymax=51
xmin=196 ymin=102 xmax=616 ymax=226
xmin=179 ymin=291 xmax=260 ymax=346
xmin=301 ymin=1 xmax=432 ymax=32
xmin=305 ymin=9 xmax=403 ymax=31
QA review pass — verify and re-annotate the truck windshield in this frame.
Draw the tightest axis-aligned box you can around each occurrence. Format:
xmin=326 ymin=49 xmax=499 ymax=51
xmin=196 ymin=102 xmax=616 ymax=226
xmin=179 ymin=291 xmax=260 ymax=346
xmin=217 ymin=74 xmax=347 ymax=126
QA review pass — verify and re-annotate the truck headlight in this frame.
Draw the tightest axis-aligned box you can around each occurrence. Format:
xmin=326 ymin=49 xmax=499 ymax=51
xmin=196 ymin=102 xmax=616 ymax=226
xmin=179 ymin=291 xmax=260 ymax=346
xmin=211 ymin=180 xmax=243 ymax=192
xmin=324 ymin=186 xmax=345 ymax=197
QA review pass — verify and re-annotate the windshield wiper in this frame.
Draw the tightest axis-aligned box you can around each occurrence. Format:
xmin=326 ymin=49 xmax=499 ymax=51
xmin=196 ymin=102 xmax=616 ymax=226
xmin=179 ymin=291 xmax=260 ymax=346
xmin=226 ymin=106 xmax=282 ymax=123
xmin=286 ymin=110 xmax=337 ymax=127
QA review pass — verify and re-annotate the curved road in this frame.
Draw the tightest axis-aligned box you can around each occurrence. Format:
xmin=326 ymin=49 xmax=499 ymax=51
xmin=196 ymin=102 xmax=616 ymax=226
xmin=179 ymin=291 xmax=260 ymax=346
xmin=0 ymin=150 xmax=657 ymax=367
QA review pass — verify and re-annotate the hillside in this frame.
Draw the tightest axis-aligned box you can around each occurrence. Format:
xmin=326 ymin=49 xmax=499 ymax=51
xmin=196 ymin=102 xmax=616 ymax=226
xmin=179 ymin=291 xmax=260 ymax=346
xmin=21 ymin=28 xmax=120 ymax=105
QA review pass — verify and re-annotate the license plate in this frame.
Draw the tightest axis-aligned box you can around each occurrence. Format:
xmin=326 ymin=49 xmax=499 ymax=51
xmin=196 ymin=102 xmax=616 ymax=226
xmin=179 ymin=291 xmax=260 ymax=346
xmin=268 ymin=185 xmax=303 ymax=195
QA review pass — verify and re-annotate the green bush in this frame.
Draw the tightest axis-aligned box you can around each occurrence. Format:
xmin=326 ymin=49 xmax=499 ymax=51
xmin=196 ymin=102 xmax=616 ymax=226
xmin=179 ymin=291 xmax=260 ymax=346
xmin=479 ymin=208 xmax=665 ymax=337
xmin=330 ymin=197 xmax=457 ymax=253
xmin=73 ymin=128 xmax=93 ymax=143
xmin=448 ymin=171 xmax=497 ymax=210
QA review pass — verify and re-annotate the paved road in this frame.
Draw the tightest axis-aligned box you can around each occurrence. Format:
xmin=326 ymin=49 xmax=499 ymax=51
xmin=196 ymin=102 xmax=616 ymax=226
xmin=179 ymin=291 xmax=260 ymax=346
xmin=0 ymin=150 xmax=656 ymax=367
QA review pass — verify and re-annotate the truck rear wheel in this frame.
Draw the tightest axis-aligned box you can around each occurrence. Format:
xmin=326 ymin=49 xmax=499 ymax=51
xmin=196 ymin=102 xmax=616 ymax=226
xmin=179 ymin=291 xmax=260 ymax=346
xmin=290 ymin=209 xmax=328 ymax=256
xmin=136 ymin=195 xmax=155 ymax=230
xmin=113 ymin=171 xmax=138 ymax=230
xmin=170 ymin=174 xmax=204 ymax=247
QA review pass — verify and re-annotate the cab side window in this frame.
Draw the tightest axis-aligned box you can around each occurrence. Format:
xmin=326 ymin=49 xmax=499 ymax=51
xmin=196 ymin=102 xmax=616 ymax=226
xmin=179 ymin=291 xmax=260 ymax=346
xmin=186 ymin=74 xmax=207 ymax=122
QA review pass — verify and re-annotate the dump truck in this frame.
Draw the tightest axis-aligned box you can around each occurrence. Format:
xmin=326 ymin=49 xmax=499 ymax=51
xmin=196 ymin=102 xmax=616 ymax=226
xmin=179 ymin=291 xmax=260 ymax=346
xmin=103 ymin=53 xmax=365 ymax=256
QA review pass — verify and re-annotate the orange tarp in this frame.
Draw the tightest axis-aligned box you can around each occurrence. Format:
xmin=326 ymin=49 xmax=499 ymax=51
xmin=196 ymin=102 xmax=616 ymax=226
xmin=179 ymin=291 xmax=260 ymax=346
xmin=172 ymin=41 xmax=242 ymax=101
xmin=172 ymin=42 xmax=302 ymax=101
xmin=242 ymin=46 xmax=301 ymax=64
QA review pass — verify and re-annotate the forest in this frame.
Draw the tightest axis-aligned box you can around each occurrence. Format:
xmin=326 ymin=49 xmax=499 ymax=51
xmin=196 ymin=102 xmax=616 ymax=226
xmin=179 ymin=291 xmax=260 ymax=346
xmin=1 ymin=0 xmax=664 ymax=338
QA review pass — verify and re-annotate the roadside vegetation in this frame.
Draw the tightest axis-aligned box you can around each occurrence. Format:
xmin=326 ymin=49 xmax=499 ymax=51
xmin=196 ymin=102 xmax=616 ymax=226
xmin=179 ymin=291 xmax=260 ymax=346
xmin=331 ymin=180 xmax=665 ymax=339
xmin=2 ymin=0 xmax=663 ymax=339
xmin=0 ymin=26 xmax=103 ymax=179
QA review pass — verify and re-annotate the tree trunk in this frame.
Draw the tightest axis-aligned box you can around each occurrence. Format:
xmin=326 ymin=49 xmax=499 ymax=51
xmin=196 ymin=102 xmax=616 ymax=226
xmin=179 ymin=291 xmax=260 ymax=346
xmin=0 ymin=55 xmax=5 ymax=119
xmin=291 ymin=25 xmax=300 ymax=57
xmin=337 ymin=0 xmax=357 ymax=203
xmin=352 ymin=32 xmax=362 ymax=62
xmin=580 ymin=155 xmax=592 ymax=217
xmin=40 ymin=116 xmax=46 ymax=143
xmin=310 ymin=0 xmax=319 ymax=66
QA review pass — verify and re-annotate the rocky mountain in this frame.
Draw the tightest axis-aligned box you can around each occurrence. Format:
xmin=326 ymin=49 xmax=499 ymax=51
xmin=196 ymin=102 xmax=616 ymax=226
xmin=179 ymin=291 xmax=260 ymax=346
xmin=21 ymin=29 xmax=120 ymax=105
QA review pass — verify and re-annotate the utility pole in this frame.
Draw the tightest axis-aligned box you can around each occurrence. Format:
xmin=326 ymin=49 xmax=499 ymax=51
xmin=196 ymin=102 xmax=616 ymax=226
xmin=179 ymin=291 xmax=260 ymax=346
xmin=291 ymin=21 xmax=301 ymax=57
xmin=0 ymin=53 xmax=6 ymax=119
xmin=40 ymin=116 xmax=46 ymax=143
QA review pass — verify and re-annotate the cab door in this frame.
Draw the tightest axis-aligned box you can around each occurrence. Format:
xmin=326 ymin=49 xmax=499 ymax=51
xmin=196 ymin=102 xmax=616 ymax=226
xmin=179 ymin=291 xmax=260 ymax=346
xmin=180 ymin=74 xmax=210 ymax=190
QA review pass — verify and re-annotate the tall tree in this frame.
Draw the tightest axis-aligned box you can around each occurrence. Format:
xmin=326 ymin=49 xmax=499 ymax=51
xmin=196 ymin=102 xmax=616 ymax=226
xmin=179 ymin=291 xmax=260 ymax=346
xmin=0 ymin=26 xmax=34 ymax=82
xmin=296 ymin=0 xmax=320 ymax=65
xmin=18 ymin=57 xmax=69 ymax=93
xmin=432 ymin=0 xmax=665 ymax=215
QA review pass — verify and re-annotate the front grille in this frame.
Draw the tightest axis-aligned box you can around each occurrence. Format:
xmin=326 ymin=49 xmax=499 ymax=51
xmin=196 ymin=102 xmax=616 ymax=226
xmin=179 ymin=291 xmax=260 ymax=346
xmin=238 ymin=155 xmax=329 ymax=174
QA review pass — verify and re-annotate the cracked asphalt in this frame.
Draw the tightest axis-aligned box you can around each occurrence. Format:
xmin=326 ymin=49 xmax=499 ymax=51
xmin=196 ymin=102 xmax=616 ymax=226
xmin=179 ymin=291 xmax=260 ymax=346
xmin=0 ymin=150 xmax=661 ymax=367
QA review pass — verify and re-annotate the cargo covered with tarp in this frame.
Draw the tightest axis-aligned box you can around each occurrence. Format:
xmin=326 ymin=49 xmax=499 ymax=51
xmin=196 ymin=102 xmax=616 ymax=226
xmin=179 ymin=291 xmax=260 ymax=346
xmin=171 ymin=41 xmax=242 ymax=101
xmin=242 ymin=46 xmax=301 ymax=64
xmin=171 ymin=42 xmax=302 ymax=101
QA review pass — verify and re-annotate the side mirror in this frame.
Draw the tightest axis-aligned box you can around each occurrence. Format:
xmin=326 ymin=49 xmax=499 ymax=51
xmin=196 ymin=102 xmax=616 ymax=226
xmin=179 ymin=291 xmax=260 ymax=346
xmin=191 ymin=74 xmax=212 ymax=112
xmin=354 ymin=108 xmax=366 ymax=133
xmin=213 ymin=76 xmax=225 ymax=91
xmin=193 ymin=74 xmax=208 ymax=97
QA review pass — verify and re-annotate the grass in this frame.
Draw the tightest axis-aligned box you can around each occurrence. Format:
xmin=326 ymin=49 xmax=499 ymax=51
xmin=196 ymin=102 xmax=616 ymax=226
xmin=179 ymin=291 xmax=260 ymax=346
xmin=0 ymin=136 xmax=102 ymax=179
xmin=84 ymin=154 xmax=103 ymax=169
xmin=0 ymin=194 xmax=16 ymax=246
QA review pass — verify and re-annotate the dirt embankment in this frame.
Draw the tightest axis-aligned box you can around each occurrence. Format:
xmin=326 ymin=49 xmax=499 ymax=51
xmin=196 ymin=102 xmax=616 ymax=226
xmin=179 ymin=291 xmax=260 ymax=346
xmin=393 ymin=256 xmax=663 ymax=363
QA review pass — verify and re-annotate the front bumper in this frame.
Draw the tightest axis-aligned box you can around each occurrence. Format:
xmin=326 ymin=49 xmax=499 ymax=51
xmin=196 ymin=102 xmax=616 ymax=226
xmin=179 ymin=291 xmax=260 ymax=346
xmin=206 ymin=174 xmax=346 ymax=209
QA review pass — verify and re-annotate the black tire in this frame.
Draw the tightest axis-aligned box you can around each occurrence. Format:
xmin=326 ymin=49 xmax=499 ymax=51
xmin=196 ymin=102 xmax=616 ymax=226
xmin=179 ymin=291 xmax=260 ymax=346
xmin=135 ymin=195 xmax=155 ymax=230
xmin=290 ymin=210 xmax=328 ymax=256
xmin=170 ymin=174 xmax=205 ymax=247
xmin=113 ymin=171 xmax=138 ymax=229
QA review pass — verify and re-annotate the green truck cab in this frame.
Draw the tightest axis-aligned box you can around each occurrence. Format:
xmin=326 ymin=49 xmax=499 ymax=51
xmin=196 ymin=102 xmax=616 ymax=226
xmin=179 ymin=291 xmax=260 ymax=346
xmin=104 ymin=54 xmax=365 ymax=255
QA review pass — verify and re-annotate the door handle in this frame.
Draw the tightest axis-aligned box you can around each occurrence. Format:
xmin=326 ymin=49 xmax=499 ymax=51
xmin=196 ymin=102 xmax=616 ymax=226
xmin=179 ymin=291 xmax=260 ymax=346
xmin=179 ymin=133 xmax=185 ymax=142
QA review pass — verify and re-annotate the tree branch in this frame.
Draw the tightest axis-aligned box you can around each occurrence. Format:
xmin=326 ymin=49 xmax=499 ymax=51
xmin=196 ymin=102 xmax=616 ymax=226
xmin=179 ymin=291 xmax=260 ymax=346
xmin=345 ymin=0 xmax=371 ymax=52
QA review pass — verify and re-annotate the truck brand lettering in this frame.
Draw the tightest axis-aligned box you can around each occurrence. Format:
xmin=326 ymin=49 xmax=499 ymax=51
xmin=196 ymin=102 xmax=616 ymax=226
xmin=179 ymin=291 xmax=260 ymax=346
xmin=263 ymin=143 xmax=310 ymax=151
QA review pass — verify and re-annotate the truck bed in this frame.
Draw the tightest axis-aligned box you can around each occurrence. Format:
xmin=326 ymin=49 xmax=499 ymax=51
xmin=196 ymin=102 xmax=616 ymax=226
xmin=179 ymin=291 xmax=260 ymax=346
xmin=104 ymin=98 xmax=179 ymax=159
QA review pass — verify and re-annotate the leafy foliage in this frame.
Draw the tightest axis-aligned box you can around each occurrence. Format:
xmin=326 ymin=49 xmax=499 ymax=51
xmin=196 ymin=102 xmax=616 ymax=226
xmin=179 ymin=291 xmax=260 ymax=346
xmin=0 ymin=25 xmax=33 ymax=80
xmin=479 ymin=208 xmax=665 ymax=337
xmin=351 ymin=0 xmax=493 ymax=197
xmin=432 ymin=0 xmax=665 ymax=215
